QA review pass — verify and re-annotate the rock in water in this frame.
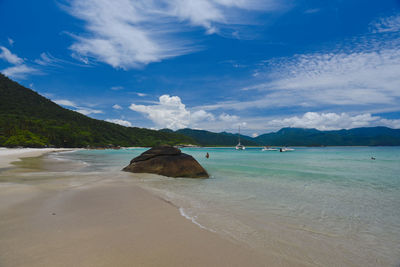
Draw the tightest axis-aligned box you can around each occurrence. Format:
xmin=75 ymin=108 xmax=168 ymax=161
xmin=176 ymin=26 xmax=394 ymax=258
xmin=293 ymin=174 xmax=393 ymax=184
xmin=122 ymin=146 xmax=209 ymax=178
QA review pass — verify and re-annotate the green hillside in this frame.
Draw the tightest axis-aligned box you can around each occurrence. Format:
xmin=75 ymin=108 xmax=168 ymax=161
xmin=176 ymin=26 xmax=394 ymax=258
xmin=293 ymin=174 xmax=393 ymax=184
xmin=161 ymin=128 xmax=259 ymax=146
xmin=0 ymin=74 xmax=195 ymax=147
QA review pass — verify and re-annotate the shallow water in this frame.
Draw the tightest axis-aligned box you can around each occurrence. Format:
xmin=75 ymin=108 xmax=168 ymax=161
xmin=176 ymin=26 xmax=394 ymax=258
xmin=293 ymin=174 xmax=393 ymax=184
xmin=11 ymin=147 xmax=400 ymax=266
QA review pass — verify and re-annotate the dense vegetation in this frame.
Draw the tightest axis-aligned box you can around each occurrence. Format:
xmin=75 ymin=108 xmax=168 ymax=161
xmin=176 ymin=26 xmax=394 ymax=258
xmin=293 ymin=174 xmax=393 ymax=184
xmin=161 ymin=128 xmax=259 ymax=146
xmin=164 ymin=127 xmax=400 ymax=146
xmin=0 ymin=74 xmax=195 ymax=147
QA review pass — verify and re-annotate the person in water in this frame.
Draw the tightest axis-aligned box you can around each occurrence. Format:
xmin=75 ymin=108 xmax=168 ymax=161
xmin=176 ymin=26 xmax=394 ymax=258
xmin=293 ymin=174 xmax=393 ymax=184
xmin=206 ymin=152 xmax=209 ymax=158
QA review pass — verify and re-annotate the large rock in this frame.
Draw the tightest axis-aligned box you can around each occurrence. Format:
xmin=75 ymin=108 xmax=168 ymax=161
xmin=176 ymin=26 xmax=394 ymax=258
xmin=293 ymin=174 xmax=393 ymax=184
xmin=122 ymin=146 xmax=209 ymax=178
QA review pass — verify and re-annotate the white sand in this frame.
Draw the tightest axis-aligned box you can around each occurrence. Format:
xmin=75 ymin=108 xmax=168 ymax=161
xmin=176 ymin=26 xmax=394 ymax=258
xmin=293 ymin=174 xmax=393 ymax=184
xmin=0 ymin=148 xmax=72 ymax=168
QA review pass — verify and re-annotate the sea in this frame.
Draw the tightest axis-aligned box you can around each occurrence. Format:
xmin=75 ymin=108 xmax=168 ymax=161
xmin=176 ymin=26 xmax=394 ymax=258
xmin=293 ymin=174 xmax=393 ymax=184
xmin=27 ymin=147 xmax=400 ymax=265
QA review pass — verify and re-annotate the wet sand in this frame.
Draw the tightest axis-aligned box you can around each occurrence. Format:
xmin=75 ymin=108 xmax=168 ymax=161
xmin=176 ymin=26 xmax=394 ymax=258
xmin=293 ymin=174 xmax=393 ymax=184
xmin=0 ymin=148 xmax=71 ymax=169
xmin=0 ymin=150 xmax=303 ymax=267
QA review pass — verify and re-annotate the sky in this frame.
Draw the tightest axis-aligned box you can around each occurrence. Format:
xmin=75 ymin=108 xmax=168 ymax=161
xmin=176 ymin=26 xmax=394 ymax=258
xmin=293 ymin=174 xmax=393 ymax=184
xmin=1 ymin=0 xmax=400 ymax=136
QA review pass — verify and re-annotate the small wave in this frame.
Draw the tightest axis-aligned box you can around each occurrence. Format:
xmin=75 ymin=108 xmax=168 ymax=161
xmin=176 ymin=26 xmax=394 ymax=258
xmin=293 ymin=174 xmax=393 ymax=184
xmin=48 ymin=152 xmax=90 ymax=166
xmin=179 ymin=207 xmax=216 ymax=233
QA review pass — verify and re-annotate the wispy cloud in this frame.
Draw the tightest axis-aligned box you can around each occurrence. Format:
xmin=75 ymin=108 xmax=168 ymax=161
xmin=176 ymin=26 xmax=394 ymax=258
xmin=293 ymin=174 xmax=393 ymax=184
xmin=201 ymin=112 xmax=400 ymax=133
xmin=54 ymin=98 xmax=103 ymax=115
xmin=62 ymin=0 xmax=286 ymax=69
xmin=105 ymin=119 xmax=132 ymax=127
xmin=112 ymin=104 xmax=122 ymax=110
xmin=1 ymin=64 xmax=39 ymax=79
xmin=256 ymin=46 xmax=400 ymax=106
xmin=1 ymin=45 xmax=89 ymax=79
xmin=202 ymin=16 xmax=400 ymax=115
xmin=75 ymin=108 xmax=103 ymax=115
xmin=34 ymin=51 xmax=90 ymax=68
xmin=0 ymin=46 xmax=40 ymax=79
xmin=370 ymin=13 xmax=400 ymax=33
xmin=54 ymin=99 xmax=77 ymax=107
xmin=34 ymin=52 xmax=65 ymax=66
xmin=0 ymin=46 xmax=23 ymax=65
xmin=266 ymin=112 xmax=400 ymax=131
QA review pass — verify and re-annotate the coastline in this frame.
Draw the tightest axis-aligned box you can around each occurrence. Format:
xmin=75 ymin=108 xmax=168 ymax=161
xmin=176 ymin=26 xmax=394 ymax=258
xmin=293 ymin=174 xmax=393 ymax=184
xmin=0 ymin=148 xmax=73 ymax=169
xmin=0 ymin=150 xmax=287 ymax=266
xmin=1 ymin=148 xmax=398 ymax=266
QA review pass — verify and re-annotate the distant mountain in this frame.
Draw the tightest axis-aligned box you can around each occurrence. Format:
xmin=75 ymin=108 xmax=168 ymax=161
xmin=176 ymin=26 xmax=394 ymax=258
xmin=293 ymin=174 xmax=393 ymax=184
xmin=162 ymin=127 xmax=400 ymax=146
xmin=160 ymin=128 xmax=259 ymax=146
xmin=255 ymin=127 xmax=400 ymax=146
xmin=0 ymin=74 xmax=195 ymax=147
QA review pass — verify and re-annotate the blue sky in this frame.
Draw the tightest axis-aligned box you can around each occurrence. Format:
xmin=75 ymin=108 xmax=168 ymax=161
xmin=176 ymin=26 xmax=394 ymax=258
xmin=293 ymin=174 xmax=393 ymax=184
xmin=1 ymin=0 xmax=400 ymax=135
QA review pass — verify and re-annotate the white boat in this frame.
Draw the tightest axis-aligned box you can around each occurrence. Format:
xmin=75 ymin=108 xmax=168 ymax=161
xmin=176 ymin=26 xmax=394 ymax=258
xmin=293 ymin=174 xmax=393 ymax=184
xmin=262 ymin=146 xmax=278 ymax=151
xmin=235 ymin=126 xmax=245 ymax=150
xmin=280 ymin=147 xmax=295 ymax=152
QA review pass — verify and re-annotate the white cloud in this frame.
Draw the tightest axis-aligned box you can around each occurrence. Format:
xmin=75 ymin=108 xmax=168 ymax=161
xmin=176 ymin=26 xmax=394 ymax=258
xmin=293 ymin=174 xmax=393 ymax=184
xmin=204 ymin=26 xmax=400 ymax=114
xmin=112 ymin=104 xmax=122 ymax=110
xmin=62 ymin=0 xmax=284 ymax=69
xmin=251 ymin=133 xmax=259 ymax=137
xmin=219 ymin=113 xmax=239 ymax=122
xmin=0 ymin=46 xmax=40 ymax=79
xmin=75 ymin=108 xmax=103 ymax=115
xmin=253 ymin=46 xmax=400 ymax=105
xmin=0 ymin=46 xmax=23 ymax=65
xmin=370 ymin=14 xmax=400 ymax=33
xmin=267 ymin=112 xmax=400 ymax=131
xmin=34 ymin=52 xmax=61 ymax=66
xmin=54 ymin=99 xmax=103 ymax=115
xmin=54 ymin=99 xmax=77 ymax=107
xmin=129 ymin=94 xmax=214 ymax=130
xmin=105 ymin=119 xmax=132 ymax=127
xmin=192 ymin=110 xmax=215 ymax=122
xmin=136 ymin=92 xmax=147 ymax=97
xmin=1 ymin=64 xmax=38 ymax=79
xmin=197 ymin=112 xmax=400 ymax=133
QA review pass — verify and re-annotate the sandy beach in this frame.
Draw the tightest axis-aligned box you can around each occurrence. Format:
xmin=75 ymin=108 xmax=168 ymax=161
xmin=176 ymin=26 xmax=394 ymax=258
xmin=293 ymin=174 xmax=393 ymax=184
xmin=0 ymin=148 xmax=71 ymax=169
xmin=0 ymin=149 xmax=298 ymax=267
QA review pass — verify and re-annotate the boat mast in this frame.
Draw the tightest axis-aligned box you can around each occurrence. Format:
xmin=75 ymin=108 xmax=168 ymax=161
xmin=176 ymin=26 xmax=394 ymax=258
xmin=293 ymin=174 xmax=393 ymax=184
xmin=238 ymin=125 xmax=241 ymax=144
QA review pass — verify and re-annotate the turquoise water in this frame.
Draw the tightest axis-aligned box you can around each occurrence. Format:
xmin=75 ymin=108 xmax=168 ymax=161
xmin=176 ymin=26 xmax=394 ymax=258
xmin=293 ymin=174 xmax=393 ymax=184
xmin=52 ymin=147 xmax=400 ymax=266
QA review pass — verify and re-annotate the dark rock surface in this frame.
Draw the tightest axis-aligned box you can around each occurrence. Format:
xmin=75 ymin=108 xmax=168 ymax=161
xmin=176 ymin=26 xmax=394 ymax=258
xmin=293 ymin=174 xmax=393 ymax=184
xmin=122 ymin=146 xmax=209 ymax=178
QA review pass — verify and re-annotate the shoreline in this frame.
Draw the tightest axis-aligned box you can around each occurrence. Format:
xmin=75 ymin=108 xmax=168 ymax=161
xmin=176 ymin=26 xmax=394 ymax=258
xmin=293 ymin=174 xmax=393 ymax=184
xmin=0 ymin=150 xmax=283 ymax=266
xmin=0 ymin=148 xmax=74 ymax=169
xmin=1 ymin=148 xmax=398 ymax=266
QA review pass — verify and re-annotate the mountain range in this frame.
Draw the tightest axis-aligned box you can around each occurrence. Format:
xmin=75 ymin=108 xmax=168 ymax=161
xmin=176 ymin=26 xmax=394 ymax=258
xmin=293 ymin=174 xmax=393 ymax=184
xmin=163 ymin=126 xmax=400 ymax=147
xmin=1 ymin=73 xmax=400 ymax=147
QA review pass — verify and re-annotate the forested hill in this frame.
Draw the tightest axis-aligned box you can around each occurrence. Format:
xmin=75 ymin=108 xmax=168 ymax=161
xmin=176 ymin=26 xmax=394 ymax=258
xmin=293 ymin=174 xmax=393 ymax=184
xmin=0 ymin=74 xmax=195 ymax=147
xmin=254 ymin=127 xmax=400 ymax=146
xmin=160 ymin=128 xmax=259 ymax=146
xmin=163 ymin=127 xmax=400 ymax=146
